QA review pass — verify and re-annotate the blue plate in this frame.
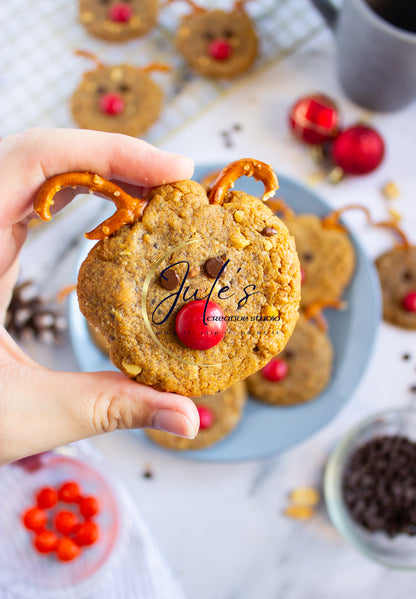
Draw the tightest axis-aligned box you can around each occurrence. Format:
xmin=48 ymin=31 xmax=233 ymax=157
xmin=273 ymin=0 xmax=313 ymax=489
xmin=68 ymin=165 xmax=381 ymax=462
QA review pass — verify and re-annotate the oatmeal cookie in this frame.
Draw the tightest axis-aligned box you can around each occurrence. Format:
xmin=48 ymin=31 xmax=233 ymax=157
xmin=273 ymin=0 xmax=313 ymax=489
xmin=246 ymin=315 xmax=333 ymax=405
xmin=79 ymin=0 xmax=158 ymax=42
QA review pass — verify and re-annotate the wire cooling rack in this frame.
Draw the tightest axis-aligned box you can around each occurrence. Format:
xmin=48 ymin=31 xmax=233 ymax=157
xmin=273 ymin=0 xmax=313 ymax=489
xmin=0 ymin=0 xmax=323 ymax=145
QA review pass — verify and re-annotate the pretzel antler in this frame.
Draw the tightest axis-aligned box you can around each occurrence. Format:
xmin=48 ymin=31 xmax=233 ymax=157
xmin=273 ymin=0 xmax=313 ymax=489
xmin=321 ymin=204 xmax=373 ymax=232
xmin=374 ymin=220 xmax=413 ymax=249
xmin=34 ymin=173 xmax=148 ymax=240
xmin=234 ymin=0 xmax=252 ymax=12
xmin=74 ymin=49 xmax=104 ymax=70
xmin=166 ymin=0 xmax=205 ymax=13
xmin=304 ymin=299 xmax=346 ymax=332
xmin=140 ymin=62 xmax=171 ymax=74
xmin=208 ymin=159 xmax=279 ymax=205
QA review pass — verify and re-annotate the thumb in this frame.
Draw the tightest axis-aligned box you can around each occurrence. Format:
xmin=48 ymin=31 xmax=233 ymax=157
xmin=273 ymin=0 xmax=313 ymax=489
xmin=0 ymin=361 xmax=200 ymax=465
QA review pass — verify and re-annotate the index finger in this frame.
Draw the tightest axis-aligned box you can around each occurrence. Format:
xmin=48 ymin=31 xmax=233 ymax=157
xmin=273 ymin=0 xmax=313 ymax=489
xmin=0 ymin=128 xmax=194 ymax=227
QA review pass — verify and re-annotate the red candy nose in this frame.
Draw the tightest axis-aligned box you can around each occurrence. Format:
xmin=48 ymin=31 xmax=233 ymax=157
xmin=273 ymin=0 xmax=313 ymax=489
xmin=402 ymin=292 xmax=416 ymax=312
xmin=261 ymin=358 xmax=289 ymax=382
xmin=208 ymin=39 xmax=232 ymax=60
xmin=175 ymin=299 xmax=226 ymax=350
xmin=109 ymin=3 xmax=133 ymax=23
xmin=300 ymin=267 xmax=306 ymax=284
xmin=99 ymin=92 xmax=125 ymax=115
xmin=197 ymin=406 xmax=214 ymax=430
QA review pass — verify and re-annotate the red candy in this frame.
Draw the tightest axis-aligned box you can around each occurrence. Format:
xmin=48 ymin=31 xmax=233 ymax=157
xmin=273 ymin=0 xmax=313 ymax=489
xmin=289 ymin=94 xmax=339 ymax=145
xmin=300 ymin=267 xmax=306 ymax=284
xmin=197 ymin=405 xmax=214 ymax=430
xmin=58 ymin=481 xmax=81 ymax=503
xmin=261 ymin=358 xmax=289 ymax=382
xmin=54 ymin=510 xmax=79 ymax=535
xmin=21 ymin=480 xmax=101 ymax=563
xmin=74 ymin=521 xmax=99 ymax=547
xmin=22 ymin=506 xmax=47 ymax=532
xmin=402 ymin=292 xmax=416 ymax=312
xmin=331 ymin=124 xmax=384 ymax=175
xmin=57 ymin=537 xmax=81 ymax=562
xmin=175 ymin=300 xmax=227 ymax=350
xmin=108 ymin=2 xmax=133 ymax=22
xmin=36 ymin=486 xmax=58 ymax=509
xmin=34 ymin=530 xmax=58 ymax=554
xmin=79 ymin=496 xmax=100 ymax=519
xmin=99 ymin=92 xmax=125 ymax=116
xmin=208 ymin=39 xmax=232 ymax=60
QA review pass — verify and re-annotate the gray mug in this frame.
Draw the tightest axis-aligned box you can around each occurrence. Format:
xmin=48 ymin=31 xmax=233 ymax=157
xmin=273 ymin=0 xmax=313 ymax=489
xmin=310 ymin=0 xmax=416 ymax=111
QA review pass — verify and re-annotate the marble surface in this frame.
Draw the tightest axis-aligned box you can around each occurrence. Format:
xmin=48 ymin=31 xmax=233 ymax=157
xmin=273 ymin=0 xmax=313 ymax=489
xmin=16 ymin=28 xmax=416 ymax=599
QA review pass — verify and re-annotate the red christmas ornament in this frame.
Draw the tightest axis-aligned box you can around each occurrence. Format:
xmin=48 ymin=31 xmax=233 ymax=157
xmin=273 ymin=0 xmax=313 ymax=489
xmin=289 ymin=94 xmax=339 ymax=145
xmin=331 ymin=124 xmax=385 ymax=175
xmin=175 ymin=300 xmax=226 ymax=350
xmin=261 ymin=358 xmax=289 ymax=382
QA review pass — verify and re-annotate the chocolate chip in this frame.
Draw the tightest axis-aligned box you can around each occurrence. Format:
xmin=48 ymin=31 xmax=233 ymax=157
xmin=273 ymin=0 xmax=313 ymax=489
xmin=410 ymin=385 xmax=416 ymax=393
xmin=342 ymin=435 xmax=416 ymax=537
xmin=261 ymin=226 xmax=278 ymax=237
xmin=142 ymin=465 xmax=153 ymax=479
xmin=160 ymin=270 xmax=179 ymax=290
xmin=402 ymin=353 xmax=411 ymax=360
xmin=205 ymin=257 xmax=226 ymax=279
xmin=303 ymin=252 xmax=314 ymax=263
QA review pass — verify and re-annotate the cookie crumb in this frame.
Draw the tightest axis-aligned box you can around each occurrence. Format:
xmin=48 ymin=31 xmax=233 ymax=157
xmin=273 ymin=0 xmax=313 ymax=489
xmin=289 ymin=487 xmax=320 ymax=507
xmin=284 ymin=505 xmax=314 ymax=520
xmin=388 ymin=206 xmax=402 ymax=223
xmin=381 ymin=181 xmax=400 ymax=200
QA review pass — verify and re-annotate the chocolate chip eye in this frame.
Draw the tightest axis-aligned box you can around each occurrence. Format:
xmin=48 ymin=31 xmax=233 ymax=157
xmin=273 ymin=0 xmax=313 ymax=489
xmin=160 ymin=269 xmax=179 ymax=290
xmin=302 ymin=252 xmax=314 ymax=263
xmin=96 ymin=85 xmax=107 ymax=94
xmin=118 ymin=83 xmax=130 ymax=93
xmin=403 ymin=270 xmax=413 ymax=281
xmin=204 ymin=256 xmax=227 ymax=279
xmin=100 ymin=0 xmax=110 ymax=4
xmin=204 ymin=31 xmax=215 ymax=41
xmin=284 ymin=350 xmax=294 ymax=360
xmin=223 ymin=28 xmax=235 ymax=39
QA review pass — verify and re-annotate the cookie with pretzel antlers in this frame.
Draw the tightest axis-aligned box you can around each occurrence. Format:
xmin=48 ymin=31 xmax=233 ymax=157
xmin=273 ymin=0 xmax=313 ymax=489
xmin=35 ymin=159 xmax=301 ymax=397
xmin=71 ymin=51 xmax=169 ymax=137
xmin=246 ymin=310 xmax=334 ymax=406
xmin=375 ymin=222 xmax=416 ymax=329
xmin=79 ymin=0 xmax=158 ymax=42
xmin=271 ymin=203 xmax=369 ymax=309
xmin=170 ymin=0 xmax=258 ymax=78
xmin=146 ymin=381 xmax=247 ymax=450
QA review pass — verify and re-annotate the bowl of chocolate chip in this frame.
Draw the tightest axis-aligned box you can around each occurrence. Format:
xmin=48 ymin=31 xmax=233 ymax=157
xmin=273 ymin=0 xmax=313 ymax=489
xmin=324 ymin=408 xmax=416 ymax=568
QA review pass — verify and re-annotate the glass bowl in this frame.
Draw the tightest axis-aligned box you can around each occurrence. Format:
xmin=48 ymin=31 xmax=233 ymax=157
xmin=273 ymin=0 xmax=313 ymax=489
xmin=324 ymin=407 xmax=416 ymax=569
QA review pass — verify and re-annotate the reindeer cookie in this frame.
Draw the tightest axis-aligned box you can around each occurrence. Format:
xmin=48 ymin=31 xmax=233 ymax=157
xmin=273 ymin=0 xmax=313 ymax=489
xmin=79 ymin=0 xmax=158 ymax=42
xmin=34 ymin=160 xmax=300 ymax=397
xmin=146 ymin=381 xmax=247 ymax=449
xmin=171 ymin=0 xmax=258 ymax=78
xmin=375 ymin=223 xmax=416 ymax=329
xmin=246 ymin=313 xmax=333 ymax=406
xmin=71 ymin=51 xmax=169 ymax=137
xmin=272 ymin=204 xmax=369 ymax=309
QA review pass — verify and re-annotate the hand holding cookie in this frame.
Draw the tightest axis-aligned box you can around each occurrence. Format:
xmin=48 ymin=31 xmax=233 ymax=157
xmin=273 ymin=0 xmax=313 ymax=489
xmin=0 ymin=128 xmax=199 ymax=466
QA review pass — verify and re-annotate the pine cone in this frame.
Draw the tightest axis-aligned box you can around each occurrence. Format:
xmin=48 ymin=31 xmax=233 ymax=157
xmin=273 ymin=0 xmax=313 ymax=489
xmin=5 ymin=281 xmax=67 ymax=344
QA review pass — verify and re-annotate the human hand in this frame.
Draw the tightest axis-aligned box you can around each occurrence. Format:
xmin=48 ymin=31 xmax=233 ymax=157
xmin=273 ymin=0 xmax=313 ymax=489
xmin=0 ymin=128 xmax=199 ymax=466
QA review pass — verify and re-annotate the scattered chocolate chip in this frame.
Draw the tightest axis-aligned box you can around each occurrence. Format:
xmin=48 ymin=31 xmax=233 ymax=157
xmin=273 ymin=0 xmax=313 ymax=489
xmin=342 ymin=435 xmax=416 ymax=537
xmin=205 ymin=257 xmax=226 ymax=279
xmin=303 ymin=252 xmax=314 ymax=263
xmin=233 ymin=123 xmax=242 ymax=131
xmin=261 ymin=226 xmax=278 ymax=237
xmin=402 ymin=353 xmax=411 ymax=361
xmin=142 ymin=465 xmax=153 ymax=479
xmin=160 ymin=269 xmax=179 ymax=291
xmin=410 ymin=385 xmax=416 ymax=393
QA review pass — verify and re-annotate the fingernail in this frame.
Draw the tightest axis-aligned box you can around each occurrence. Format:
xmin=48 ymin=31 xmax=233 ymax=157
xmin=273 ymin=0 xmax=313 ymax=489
xmin=152 ymin=409 xmax=197 ymax=439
